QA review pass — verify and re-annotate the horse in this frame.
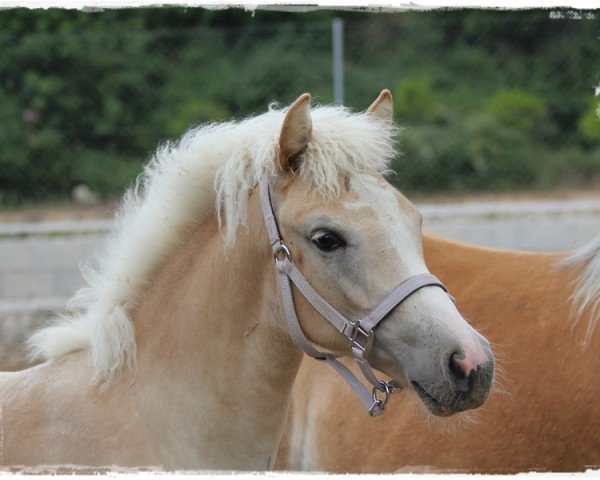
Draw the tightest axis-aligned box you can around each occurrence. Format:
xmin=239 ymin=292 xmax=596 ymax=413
xmin=276 ymin=231 xmax=600 ymax=473
xmin=0 ymin=91 xmax=495 ymax=471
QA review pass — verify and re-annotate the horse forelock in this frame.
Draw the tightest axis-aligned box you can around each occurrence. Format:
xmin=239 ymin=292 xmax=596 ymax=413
xmin=561 ymin=234 xmax=600 ymax=343
xmin=28 ymin=102 xmax=399 ymax=382
xmin=215 ymin=106 xmax=399 ymax=248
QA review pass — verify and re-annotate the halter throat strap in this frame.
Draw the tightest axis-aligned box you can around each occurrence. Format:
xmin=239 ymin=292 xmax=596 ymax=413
xmin=258 ymin=174 xmax=451 ymax=416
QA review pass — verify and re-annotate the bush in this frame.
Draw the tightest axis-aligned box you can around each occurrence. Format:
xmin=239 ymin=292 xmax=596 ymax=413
xmin=393 ymin=113 xmax=539 ymax=193
xmin=485 ymin=89 xmax=548 ymax=134
xmin=577 ymin=97 xmax=600 ymax=144
xmin=393 ymin=76 xmax=440 ymax=124
xmin=1 ymin=10 xmax=599 ymax=202
xmin=73 ymin=149 xmax=142 ymax=198
xmin=463 ymin=113 xmax=536 ymax=188
xmin=392 ymin=123 xmax=469 ymax=193
xmin=166 ymin=99 xmax=231 ymax=138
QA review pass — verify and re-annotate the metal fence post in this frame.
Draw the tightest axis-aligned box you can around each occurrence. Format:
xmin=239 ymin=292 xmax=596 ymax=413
xmin=332 ymin=18 xmax=344 ymax=105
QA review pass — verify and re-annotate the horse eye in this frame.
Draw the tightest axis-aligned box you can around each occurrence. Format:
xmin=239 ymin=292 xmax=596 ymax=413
xmin=311 ymin=230 xmax=346 ymax=252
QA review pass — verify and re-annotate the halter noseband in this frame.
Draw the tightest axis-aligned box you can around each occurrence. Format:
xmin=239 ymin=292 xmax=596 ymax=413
xmin=259 ymin=174 xmax=452 ymax=416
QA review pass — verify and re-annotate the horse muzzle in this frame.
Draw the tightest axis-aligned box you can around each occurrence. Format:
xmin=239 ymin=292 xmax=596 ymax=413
xmin=411 ymin=357 xmax=495 ymax=417
xmin=372 ymin=315 xmax=495 ymax=417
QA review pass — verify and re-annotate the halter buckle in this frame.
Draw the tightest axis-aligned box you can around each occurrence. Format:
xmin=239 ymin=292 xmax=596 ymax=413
xmin=349 ymin=321 xmax=374 ymax=358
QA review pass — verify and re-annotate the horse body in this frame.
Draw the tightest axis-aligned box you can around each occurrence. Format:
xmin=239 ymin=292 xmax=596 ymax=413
xmin=1 ymin=353 xmax=160 ymax=468
xmin=278 ymin=233 xmax=600 ymax=473
xmin=1 ymin=91 xmax=494 ymax=471
xmin=2 ymin=205 xmax=296 ymax=470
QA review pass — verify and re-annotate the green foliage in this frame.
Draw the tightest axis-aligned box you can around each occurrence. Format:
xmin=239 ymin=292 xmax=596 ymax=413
xmin=0 ymin=8 xmax=599 ymax=203
xmin=393 ymin=76 xmax=440 ymax=124
xmin=578 ymin=97 xmax=600 ymax=143
xmin=393 ymin=113 xmax=537 ymax=193
xmin=463 ymin=113 xmax=536 ymax=188
xmin=166 ymin=100 xmax=231 ymax=138
xmin=393 ymin=124 xmax=466 ymax=192
xmin=73 ymin=149 xmax=142 ymax=197
xmin=485 ymin=89 xmax=548 ymax=134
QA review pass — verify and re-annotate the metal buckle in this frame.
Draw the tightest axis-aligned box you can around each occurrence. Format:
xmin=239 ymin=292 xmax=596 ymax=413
xmin=349 ymin=320 xmax=374 ymax=358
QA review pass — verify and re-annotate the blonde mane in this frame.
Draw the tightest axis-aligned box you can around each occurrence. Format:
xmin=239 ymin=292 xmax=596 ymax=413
xmin=28 ymin=102 xmax=399 ymax=382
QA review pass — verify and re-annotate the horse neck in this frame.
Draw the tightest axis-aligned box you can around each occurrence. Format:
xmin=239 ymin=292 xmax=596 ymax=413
xmin=130 ymin=190 xmax=302 ymax=470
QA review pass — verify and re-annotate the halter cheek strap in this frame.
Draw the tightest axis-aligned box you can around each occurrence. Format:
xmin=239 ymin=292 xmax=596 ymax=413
xmin=259 ymin=174 xmax=452 ymax=416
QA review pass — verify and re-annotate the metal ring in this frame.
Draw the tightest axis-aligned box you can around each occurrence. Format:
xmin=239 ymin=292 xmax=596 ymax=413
xmin=371 ymin=384 xmax=391 ymax=409
xmin=273 ymin=243 xmax=291 ymax=262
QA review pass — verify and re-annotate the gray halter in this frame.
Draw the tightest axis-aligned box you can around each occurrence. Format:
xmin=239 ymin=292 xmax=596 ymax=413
xmin=259 ymin=174 xmax=451 ymax=416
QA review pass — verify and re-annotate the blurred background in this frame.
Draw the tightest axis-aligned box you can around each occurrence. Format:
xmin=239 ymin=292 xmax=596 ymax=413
xmin=1 ymin=7 xmax=599 ymax=203
xmin=0 ymin=7 xmax=599 ymax=369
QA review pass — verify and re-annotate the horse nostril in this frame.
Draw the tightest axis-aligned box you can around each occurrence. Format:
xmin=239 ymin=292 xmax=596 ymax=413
xmin=449 ymin=352 xmax=470 ymax=394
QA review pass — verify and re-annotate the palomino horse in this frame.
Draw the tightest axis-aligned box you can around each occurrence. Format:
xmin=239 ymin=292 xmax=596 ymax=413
xmin=0 ymin=91 xmax=494 ymax=471
xmin=277 ymin=231 xmax=600 ymax=473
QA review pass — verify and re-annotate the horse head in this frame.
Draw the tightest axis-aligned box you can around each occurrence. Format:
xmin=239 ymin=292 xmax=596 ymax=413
xmin=265 ymin=91 xmax=494 ymax=416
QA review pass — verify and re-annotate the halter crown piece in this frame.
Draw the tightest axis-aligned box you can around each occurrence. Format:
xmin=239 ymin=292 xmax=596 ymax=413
xmin=259 ymin=174 xmax=453 ymax=416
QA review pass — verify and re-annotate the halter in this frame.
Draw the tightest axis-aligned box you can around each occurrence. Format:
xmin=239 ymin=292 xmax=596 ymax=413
xmin=259 ymin=174 xmax=452 ymax=416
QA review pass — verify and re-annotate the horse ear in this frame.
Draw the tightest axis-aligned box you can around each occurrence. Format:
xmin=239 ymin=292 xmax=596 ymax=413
xmin=367 ymin=89 xmax=393 ymax=122
xmin=278 ymin=93 xmax=312 ymax=172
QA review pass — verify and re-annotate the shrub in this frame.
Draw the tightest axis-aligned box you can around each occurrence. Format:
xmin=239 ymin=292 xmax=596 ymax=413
xmin=393 ymin=113 xmax=539 ymax=194
xmin=577 ymin=97 xmax=600 ymax=144
xmin=166 ymin=99 xmax=231 ymax=138
xmin=391 ymin=123 xmax=469 ymax=193
xmin=393 ymin=76 xmax=440 ymax=124
xmin=463 ymin=112 xmax=536 ymax=189
xmin=73 ymin=149 xmax=142 ymax=198
xmin=485 ymin=89 xmax=548 ymax=134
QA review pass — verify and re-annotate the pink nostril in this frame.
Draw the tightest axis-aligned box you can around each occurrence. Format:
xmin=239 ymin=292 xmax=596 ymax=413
xmin=448 ymin=352 xmax=470 ymax=393
xmin=453 ymin=355 xmax=480 ymax=377
xmin=455 ymin=335 xmax=491 ymax=376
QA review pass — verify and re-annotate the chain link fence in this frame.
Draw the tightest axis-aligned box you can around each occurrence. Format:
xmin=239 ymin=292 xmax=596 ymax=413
xmin=1 ymin=9 xmax=599 ymax=207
